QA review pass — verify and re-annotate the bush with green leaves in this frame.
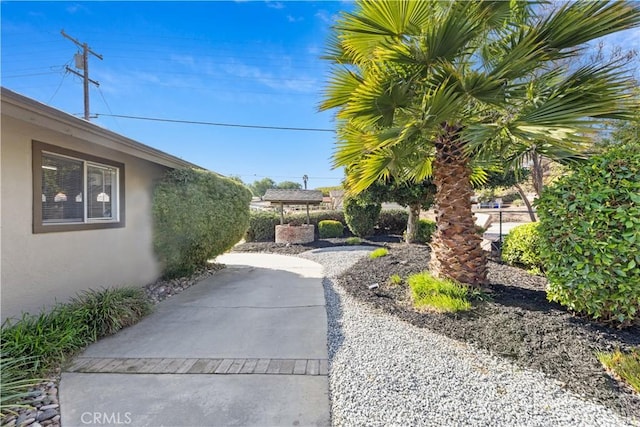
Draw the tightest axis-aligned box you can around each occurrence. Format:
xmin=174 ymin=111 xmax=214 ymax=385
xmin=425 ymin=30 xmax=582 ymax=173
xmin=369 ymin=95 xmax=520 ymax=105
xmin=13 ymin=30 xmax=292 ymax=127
xmin=153 ymin=168 xmax=251 ymax=277
xmin=501 ymin=222 xmax=543 ymax=273
xmin=536 ymin=144 xmax=640 ymax=326
xmin=344 ymin=196 xmax=381 ymax=238
xmin=413 ymin=219 xmax=436 ymax=244
xmin=287 ymin=211 xmax=345 ymax=227
xmin=318 ymin=220 xmax=344 ymax=238
xmin=245 ymin=211 xmax=346 ymax=242
xmin=375 ymin=210 xmax=409 ymax=235
xmin=245 ymin=211 xmax=281 ymax=242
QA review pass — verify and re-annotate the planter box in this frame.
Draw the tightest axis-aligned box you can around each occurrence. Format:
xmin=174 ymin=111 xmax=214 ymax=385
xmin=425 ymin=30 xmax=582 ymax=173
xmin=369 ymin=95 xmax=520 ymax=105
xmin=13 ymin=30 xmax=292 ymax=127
xmin=275 ymin=224 xmax=315 ymax=244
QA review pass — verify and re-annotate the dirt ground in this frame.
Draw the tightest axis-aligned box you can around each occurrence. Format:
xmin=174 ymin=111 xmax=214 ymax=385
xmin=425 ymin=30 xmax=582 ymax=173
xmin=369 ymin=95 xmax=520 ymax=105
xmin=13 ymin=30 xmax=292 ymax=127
xmin=232 ymin=239 xmax=640 ymax=419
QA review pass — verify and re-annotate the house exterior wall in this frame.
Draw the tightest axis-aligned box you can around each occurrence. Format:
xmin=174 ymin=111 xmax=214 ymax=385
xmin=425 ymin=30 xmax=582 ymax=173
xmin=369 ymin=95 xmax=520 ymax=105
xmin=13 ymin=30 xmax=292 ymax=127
xmin=1 ymin=115 xmax=170 ymax=321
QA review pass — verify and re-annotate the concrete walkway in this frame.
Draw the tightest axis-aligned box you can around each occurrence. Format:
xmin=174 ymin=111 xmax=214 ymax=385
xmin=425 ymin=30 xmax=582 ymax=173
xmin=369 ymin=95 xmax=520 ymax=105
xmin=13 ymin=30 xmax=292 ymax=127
xmin=59 ymin=253 xmax=330 ymax=427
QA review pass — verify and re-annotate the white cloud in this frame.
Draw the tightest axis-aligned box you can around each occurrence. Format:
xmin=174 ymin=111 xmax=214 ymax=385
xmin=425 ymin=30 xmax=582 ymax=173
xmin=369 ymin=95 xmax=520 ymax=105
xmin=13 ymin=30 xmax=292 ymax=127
xmin=287 ymin=15 xmax=304 ymax=23
xmin=66 ymin=4 xmax=90 ymax=14
xmin=222 ymin=60 xmax=317 ymax=94
xmin=265 ymin=1 xmax=284 ymax=10
xmin=315 ymin=10 xmax=330 ymax=24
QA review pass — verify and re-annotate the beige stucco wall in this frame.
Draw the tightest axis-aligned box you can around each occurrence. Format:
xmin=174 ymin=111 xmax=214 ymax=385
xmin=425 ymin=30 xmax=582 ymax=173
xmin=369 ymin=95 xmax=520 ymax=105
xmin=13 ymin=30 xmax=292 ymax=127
xmin=1 ymin=115 xmax=170 ymax=321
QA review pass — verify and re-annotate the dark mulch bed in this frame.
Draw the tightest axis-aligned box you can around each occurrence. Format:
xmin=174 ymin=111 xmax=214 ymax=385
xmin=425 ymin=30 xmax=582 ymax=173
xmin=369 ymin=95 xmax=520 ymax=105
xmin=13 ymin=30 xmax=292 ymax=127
xmin=233 ymin=239 xmax=640 ymax=419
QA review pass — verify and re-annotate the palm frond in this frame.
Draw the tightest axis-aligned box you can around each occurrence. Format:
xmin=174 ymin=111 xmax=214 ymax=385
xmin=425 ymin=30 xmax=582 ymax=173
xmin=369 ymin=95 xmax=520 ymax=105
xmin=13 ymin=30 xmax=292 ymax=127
xmin=320 ymin=67 xmax=363 ymax=111
xmin=538 ymin=1 xmax=640 ymax=53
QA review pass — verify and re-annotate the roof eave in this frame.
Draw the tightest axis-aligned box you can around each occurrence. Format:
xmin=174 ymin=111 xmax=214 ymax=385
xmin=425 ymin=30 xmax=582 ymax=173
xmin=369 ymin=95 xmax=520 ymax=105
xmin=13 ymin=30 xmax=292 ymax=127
xmin=1 ymin=87 xmax=205 ymax=171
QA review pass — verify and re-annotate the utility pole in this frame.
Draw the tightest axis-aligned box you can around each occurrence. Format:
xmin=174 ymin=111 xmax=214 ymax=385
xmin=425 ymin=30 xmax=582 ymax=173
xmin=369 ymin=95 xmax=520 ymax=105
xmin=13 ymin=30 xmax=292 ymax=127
xmin=61 ymin=29 xmax=102 ymax=120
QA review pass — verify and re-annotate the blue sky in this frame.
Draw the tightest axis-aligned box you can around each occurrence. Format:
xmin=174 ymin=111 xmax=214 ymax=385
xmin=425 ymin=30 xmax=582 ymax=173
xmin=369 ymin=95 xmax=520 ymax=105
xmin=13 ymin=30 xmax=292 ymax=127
xmin=2 ymin=1 xmax=638 ymax=190
xmin=1 ymin=1 xmax=353 ymax=189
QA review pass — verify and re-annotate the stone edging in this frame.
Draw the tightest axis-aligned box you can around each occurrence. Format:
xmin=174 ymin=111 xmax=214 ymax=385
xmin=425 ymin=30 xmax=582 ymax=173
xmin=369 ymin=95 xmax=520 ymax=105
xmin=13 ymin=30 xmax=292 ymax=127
xmin=65 ymin=357 xmax=328 ymax=376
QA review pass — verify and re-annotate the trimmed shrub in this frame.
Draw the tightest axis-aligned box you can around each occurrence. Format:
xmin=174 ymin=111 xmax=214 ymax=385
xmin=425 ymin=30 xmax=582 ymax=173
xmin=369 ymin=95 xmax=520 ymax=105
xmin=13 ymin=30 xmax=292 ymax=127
xmin=287 ymin=211 xmax=345 ymax=228
xmin=375 ymin=210 xmax=409 ymax=235
xmin=501 ymin=222 xmax=542 ymax=272
xmin=345 ymin=237 xmax=362 ymax=245
xmin=414 ymin=219 xmax=436 ymax=244
xmin=318 ymin=220 xmax=344 ymax=238
xmin=245 ymin=211 xmax=280 ymax=242
xmin=153 ymin=168 xmax=251 ymax=277
xmin=536 ymin=144 xmax=640 ymax=326
xmin=344 ymin=196 xmax=381 ymax=238
xmin=245 ymin=211 xmax=346 ymax=242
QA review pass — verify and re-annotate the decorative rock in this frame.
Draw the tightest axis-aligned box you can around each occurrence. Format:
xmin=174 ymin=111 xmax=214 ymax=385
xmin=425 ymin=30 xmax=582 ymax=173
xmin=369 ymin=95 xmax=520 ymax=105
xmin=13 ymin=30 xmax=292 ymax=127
xmin=36 ymin=409 xmax=57 ymax=422
xmin=16 ymin=416 xmax=35 ymax=426
xmin=39 ymin=404 xmax=59 ymax=411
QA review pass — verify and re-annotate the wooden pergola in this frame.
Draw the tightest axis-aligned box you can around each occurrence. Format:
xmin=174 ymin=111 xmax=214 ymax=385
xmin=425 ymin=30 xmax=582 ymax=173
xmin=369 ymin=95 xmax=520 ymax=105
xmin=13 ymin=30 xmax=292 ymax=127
xmin=263 ymin=189 xmax=324 ymax=225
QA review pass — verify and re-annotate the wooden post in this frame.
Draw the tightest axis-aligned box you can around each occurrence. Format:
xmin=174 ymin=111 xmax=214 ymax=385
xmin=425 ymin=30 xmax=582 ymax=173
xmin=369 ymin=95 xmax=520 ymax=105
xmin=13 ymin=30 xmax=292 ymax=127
xmin=306 ymin=203 xmax=310 ymax=224
xmin=280 ymin=202 xmax=284 ymax=225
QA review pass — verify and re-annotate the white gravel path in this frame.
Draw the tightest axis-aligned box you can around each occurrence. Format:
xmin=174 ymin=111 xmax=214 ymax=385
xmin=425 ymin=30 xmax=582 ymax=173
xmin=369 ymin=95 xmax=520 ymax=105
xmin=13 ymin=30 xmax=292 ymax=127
xmin=299 ymin=247 xmax=639 ymax=427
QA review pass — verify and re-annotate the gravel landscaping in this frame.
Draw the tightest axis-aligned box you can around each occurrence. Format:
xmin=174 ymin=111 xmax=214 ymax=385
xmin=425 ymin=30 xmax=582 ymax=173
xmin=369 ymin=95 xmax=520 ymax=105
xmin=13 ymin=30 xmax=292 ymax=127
xmin=235 ymin=239 xmax=640 ymax=426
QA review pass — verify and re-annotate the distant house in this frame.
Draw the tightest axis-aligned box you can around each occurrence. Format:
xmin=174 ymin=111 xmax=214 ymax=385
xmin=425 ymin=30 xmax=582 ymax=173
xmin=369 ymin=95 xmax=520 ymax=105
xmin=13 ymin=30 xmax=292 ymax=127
xmin=1 ymin=88 xmax=202 ymax=321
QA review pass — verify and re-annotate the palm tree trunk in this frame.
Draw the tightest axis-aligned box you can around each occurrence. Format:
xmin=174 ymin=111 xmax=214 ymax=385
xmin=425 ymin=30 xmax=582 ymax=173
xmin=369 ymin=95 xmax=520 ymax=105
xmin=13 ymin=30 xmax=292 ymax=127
xmin=514 ymin=183 xmax=537 ymax=222
xmin=429 ymin=124 xmax=488 ymax=286
xmin=531 ymin=152 xmax=544 ymax=197
xmin=405 ymin=203 xmax=421 ymax=243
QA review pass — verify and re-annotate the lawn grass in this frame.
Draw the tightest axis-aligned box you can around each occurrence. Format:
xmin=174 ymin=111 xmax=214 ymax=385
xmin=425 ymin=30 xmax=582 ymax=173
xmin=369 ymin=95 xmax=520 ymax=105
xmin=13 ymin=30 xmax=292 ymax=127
xmin=407 ymin=271 xmax=472 ymax=313
xmin=369 ymin=248 xmax=389 ymax=259
xmin=597 ymin=348 xmax=640 ymax=393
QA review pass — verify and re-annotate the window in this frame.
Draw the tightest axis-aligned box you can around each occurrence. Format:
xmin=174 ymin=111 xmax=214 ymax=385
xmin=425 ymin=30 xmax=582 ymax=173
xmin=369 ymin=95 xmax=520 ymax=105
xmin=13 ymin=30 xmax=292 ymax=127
xmin=33 ymin=141 xmax=125 ymax=233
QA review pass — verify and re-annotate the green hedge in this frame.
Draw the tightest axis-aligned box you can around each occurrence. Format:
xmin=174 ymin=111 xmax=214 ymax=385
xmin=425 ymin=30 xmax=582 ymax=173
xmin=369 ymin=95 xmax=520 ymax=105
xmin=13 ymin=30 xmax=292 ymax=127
xmin=501 ymin=223 xmax=542 ymax=272
xmin=319 ymin=220 xmax=344 ymax=238
xmin=153 ymin=168 xmax=251 ymax=277
xmin=245 ymin=209 xmax=412 ymax=241
xmin=245 ymin=211 xmax=281 ymax=242
xmin=536 ymin=144 xmax=640 ymax=326
xmin=245 ymin=211 xmax=346 ymax=242
xmin=375 ymin=210 xmax=409 ymax=235
xmin=344 ymin=197 xmax=381 ymax=238
xmin=415 ymin=219 xmax=436 ymax=244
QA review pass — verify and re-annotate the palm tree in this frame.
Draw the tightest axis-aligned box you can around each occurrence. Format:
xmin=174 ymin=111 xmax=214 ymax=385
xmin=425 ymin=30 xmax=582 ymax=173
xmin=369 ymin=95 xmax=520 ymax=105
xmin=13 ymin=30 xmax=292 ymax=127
xmin=320 ymin=0 xmax=640 ymax=286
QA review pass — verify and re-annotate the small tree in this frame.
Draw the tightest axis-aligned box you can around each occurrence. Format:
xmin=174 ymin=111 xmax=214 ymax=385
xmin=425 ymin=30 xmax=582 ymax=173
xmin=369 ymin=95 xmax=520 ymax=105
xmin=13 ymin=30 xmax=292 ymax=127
xmin=276 ymin=181 xmax=302 ymax=190
xmin=367 ymin=179 xmax=436 ymax=243
xmin=343 ymin=195 xmax=381 ymax=238
xmin=477 ymin=168 xmax=535 ymax=221
xmin=249 ymin=177 xmax=276 ymax=198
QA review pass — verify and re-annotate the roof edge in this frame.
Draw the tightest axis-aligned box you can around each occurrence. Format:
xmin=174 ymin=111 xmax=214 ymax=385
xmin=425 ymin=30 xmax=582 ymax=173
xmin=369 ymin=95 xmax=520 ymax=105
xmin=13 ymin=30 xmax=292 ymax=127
xmin=1 ymin=87 xmax=206 ymax=171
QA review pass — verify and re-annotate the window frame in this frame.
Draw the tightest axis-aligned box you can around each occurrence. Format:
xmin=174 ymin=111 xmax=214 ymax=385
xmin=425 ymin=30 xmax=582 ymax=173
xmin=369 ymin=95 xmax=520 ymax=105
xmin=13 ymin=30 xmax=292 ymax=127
xmin=33 ymin=141 xmax=126 ymax=233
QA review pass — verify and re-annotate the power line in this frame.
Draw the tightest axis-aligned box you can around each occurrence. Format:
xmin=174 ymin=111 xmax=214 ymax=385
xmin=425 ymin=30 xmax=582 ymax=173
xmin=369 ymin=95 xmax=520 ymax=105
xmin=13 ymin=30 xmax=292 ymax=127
xmin=94 ymin=113 xmax=335 ymax=132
